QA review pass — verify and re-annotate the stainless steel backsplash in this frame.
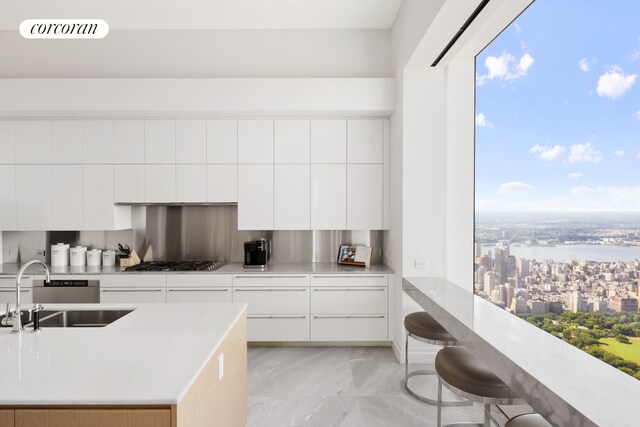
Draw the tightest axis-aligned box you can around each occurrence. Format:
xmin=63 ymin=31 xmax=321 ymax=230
xmin=2 ymin=206 xmax=383 ymax=264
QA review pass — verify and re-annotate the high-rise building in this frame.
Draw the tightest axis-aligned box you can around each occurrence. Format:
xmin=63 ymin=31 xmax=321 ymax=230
xmin=484 ymin=271 xmax=498 ymax=296
xmin=529 ymin=300 xmax=549 ymax=315
xmin=517 ymin=258 xmax=530 ymax=279
xmin=474 ymin=242 xmax=482 ymax=260
xmin=495 ymin=242 xmax=510 ymax=283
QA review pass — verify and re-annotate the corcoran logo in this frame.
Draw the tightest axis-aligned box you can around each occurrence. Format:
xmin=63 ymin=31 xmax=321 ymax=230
xmin=19 ymin=19 xmax=109 ymax=39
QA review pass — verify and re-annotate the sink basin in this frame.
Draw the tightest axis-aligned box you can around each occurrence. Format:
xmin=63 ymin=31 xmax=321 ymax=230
xmin=0 ymin=309 xmax=134 ymax=328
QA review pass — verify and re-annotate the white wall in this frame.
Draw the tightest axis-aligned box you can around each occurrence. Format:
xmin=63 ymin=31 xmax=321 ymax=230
xmin=0 ymin=29 xmax=392 ymax=78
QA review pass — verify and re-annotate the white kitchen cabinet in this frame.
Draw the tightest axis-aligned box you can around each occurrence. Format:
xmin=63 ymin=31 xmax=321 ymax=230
xmin=247 ymin=316 xmax=310 ymax=342
xmin=0 ymin=165 xmax=16 ymax=230
xmin=15 ymin=121 xmax=51 ymax=164
xmin=167 ymin=288 xmax=231 ymax=303
xmin=166 ymin=274 xmax=232 ymax=287
xmin=176 ymin=120 xmax=206 ymax=164
xmin=274 ymin=120 xmax=310 ymax=163
xmin=311 ymin=315 xmax=387 ymax=341
xmin=347 ymin=120 xmax=384 ymax=164
xmin=274 ymin=164 xmax=309 ymax=230
xmin=52 ymin=121 xmax=83 ymax=164
xmin=310 ymin=274 xmax=388 ymax=287
xmin=100 ymin=287 xmax=166 ymax=303
xmin=347 ymin=164 xmax=383 ymax=230
xmin=206 ymin=120 xmax=237 ymax=164
xmin=83 ymin=121 xmax=114 ymax=164
xmin=237 ymin=164 xmax=273 ymax=230
xmin=310 ymin=164 xmax=346 ymax=230
xmin=100 ymin=275 xmax=165 ymax=288
xmin=145 ymin=121 xmax=175 ymax=164
xmin=311 ymin=287 xmax=387 ymax=314
xmin=15 ymin=165 xmax=52 ymax=230
xmin=233 ymin=287 xmax=310 ymax=314
xmin=0 ymin=288 xmax=33 ymax=305
xmin=145 ymin=165 xmax=176 ymax=203
xmin=52 ymin=165 xmax=83 ymax=230
xmin=114 ymin=165 xmax=145 ymax=203
xmin=207 ymin=164 xmax=237 ymax=202
xmin=233 ymin=274 xmax=309 ymax=287
xmin=84 ymin=165 xmax=131 ymax=230
xmin=0 ymin=121 xmax=15 ymax=164
xmin=176 ymin=164 xmax=206 ymax=202
xmin=310 ymin=120 xmax=346 ymax=164
xmin=238 ymin=120 xmax=273 ymax=164
xmin=114 ymin=120 xmax=145 ymax=164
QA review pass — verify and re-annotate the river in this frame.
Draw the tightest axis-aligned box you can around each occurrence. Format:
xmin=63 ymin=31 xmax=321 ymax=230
xmin=481 ymin=244 xmax=640 ymax=262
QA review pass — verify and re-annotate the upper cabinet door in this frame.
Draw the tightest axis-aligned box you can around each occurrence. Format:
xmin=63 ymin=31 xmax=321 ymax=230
xmin=15 ymin=165 xmax=52 ymax=230
xmin=274 ymin=164 xmax=310 ymax=230
xmin=347 ymin=164 xmax=383 ymax=230
xmin=83 ymin=165 xmax=114 ymax=230
xmin=207 ymin=164 xmax=237 ymax=203
xmin=238 ymin=120 xmax=273 ymax=164
xmin=52 ymin=121 xmax=83 ymax=164
xmin=310 ymin=120 xmax=346 ymax=164
xmin=274 ymin=120 xmax=310 ymax=164
xmin=145 ymin=165 xmax=176 ymax=202
xmin=0 ymin=121 xmax=15 ymax=164
xmin=52 ymin=165 xmax=83 ymax=230
xmin=207 ymin=120 xmax=237 ymax=164
xmin=0 ymin=165 xmax=16 ymax=230
xmin=176 ymin=164 xmax=206 ymax=202
xmin=145 ymin=120 xmax=175 ymax=164
xmin=237 ymin=164 xmax=273 ymax=230
xmin=311 ymin=164 xmax=346 ymax=230
xmin=83 ymin=121 xmax=114 ymax=164
xmin=114 ymin=120 xmax=145 ymax=164
xmin=176 ymin=120 xmax=206 ymax=164
xmin=347 ymin=120 xmax=384 ymax=164
xmin=15 ymin=121 xmax=51 ymax=164
xmin=114 ymin=165 xmax=145 ymax=203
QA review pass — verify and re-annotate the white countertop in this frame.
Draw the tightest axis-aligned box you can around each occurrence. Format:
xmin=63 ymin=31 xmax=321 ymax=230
xmin=0 ymin=262 xmax=393 ymax=277
xmin=403 ymin=277 xmax=640 ymax=427
xmin=0 ymin=302 xmax=247 ymax=405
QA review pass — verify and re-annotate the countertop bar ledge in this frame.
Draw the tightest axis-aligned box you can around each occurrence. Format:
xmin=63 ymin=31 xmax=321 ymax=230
xmin=403 ymin=276 xmax=640 ymax=427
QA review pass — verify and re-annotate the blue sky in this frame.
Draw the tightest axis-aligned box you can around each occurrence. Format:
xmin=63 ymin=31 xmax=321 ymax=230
xmin=475 ymin=0 xmax=640 ymax=212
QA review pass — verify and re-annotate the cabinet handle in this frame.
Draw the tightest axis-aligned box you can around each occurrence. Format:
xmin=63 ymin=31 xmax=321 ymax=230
xmin=101 ymin=289 xmax=163 ymax=292
xmin=0 ymin=289 xmax=30 ymax=293
xmin=312 ymin=288 xmax=386 ymax=292
xmin=312 ymin=275 xmax=386 ymax=279
xmin=313 ymin=315 xmax=386 ymax=319
xmin=234 ymin=288 xmax=307 ymax=292
xmin=235 ymin=275 xmax=308 ymax=279
xmin=248 ymin=315 xmax=307 ymax=319
xmin=168 ymin=288 xmax=228 ymax=292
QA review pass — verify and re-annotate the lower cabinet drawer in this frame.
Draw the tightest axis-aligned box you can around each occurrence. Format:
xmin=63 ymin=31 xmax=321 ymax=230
xmin=311 ymin=287 xmax=387 ymax=314
xmin=0 ymin=288 xmax=32 ymax=304
xmin=167 ymin=287 xmax=232 ymax=303
xmin=247 ymin=315 xmax=310 ymax=341
xmin=311 ymin=315 xmax=387 ymax=341
xmin=233 ymin=287 xmax=309 ymax=314
xmin=100 ymin=287 xmax=166 ymax=303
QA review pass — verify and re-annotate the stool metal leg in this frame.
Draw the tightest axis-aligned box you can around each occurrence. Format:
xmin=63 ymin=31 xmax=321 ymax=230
xmin=437 ymin=378 xmax=443 ymax=427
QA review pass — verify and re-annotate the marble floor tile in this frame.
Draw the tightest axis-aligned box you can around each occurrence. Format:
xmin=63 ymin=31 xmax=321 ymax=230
xmin=247 ymin=395 xmax=360 ymax=427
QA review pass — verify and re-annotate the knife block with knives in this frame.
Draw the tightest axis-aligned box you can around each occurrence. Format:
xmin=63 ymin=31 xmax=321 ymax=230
xmin=117 ymin=243 xmax=141 ymax=267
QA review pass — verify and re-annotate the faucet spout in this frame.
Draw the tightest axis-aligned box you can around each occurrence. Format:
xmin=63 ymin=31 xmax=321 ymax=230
xmin=13 ymin=260 xmax=50 ymax=334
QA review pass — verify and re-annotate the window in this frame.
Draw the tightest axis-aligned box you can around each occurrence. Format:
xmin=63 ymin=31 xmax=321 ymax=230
xmin=475 ymin=0 xmax=640 ymax=381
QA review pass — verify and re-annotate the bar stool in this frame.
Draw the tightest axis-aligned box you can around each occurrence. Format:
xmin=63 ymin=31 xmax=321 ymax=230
xmin=435 ymin=346 xmax=520 ymax=427
xmin=404 ymin=312 xmax=467 ymax=406
xmin=505 ymin=414 xmax=552 ymax=427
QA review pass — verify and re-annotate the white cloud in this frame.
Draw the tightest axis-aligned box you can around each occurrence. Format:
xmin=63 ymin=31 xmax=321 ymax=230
xmin=530 ymin=144 xmax=566 ymax=161
xmin=578 ymin=58 xmax=590 ymax=72
xmin=498 ymin=181 xmax=534 ymax=196
xmin=607 ymin=185 xmax=640 ymax=204
xmin=636 ymin=152 xmax=640 ymax=159
xmin=597 ymin=66 xmax=637 ymax=100
xmin=568 ymin=143 xmax=603 ymax=163
xmin=568 ymin=172 xmax=582 ymax=180
xmin=475 ymin=113 xmax=494 ymax=128
xmin=514 ymin=24 xmax=522 ymax=34
xmin=633 ymin=111 xmax=640 ymax=120
xmin=572 ymin=186 xmax=605 ymax=196
xmin=477 ymin=52 xmax=535 ymax=85
xmin=615 ymin=150 xmax=625 ymax=157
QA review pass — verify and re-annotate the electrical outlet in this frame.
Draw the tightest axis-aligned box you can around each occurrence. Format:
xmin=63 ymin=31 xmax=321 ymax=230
xmin=414 ymin=260 xmax=427 ymax=269
xmin=36 ymin=249 xmax=46 ymax=257
xmin=218 ymin=353 xmax=224 ymax=381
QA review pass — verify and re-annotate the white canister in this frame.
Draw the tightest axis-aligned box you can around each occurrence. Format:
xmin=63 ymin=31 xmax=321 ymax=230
xmin=51 ymin=243 xmax=70 ymax=266
xmin=102 ymin=250 xmax=116 ymax=267
xmin=87 ymin=249 xmax=102 ymax=266
xmin=70 ymin=246 xmax=87 ymax=267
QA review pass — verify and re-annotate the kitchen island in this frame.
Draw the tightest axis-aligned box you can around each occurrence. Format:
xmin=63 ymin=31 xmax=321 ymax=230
xmin=0 ymin=302 xmax=247 ymax=427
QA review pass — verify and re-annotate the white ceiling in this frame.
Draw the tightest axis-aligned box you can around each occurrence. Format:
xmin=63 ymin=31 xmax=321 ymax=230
xmin=0 ymin=0 xmax=404 ymax=30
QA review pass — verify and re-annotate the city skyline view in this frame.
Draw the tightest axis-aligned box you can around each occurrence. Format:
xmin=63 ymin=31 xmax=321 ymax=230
xmin=475 ymin=0 xmax=640 ymax=212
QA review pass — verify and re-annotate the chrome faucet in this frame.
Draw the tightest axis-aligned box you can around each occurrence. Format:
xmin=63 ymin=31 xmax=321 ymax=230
xmin=10 ymin=260 xmax=50 ymax=334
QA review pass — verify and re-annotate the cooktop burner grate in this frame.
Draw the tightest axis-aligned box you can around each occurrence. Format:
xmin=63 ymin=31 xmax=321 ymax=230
xmin=124 ymin=260 xmax=225 ymax=272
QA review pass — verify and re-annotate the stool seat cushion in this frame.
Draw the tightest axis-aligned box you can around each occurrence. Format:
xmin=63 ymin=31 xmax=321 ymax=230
xmin=404 ymin=312 xmax=455 ymax=342
xmin=505 ymin=414 xmax=552 ymax=427
xmin=435 ymin=347 xmax=513 ymax=399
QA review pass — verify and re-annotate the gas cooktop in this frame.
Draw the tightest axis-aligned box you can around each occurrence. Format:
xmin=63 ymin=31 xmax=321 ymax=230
xmin=124 ymin=260 xmax=225 ymax=272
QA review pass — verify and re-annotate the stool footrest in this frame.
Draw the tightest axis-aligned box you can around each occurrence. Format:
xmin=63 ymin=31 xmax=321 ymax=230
xmin=405 ymin=371 xmax=472 ymax=407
